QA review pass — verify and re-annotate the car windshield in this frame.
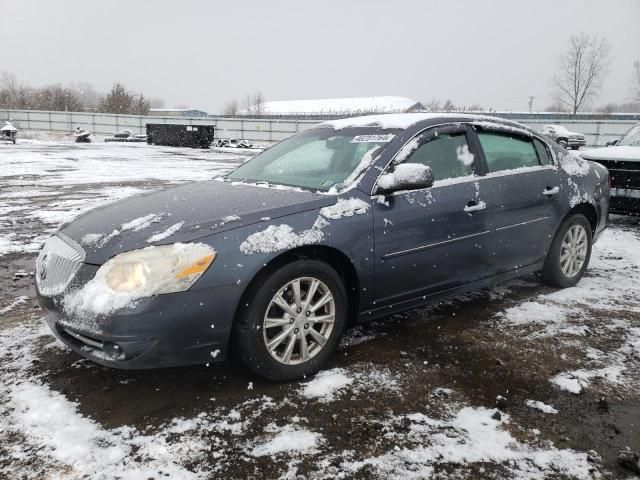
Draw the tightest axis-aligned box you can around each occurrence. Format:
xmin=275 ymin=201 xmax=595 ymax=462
xmin=226 ymin=127 xmax=397 ymax=191
xmin=619 ymin=125 xmax=640 ymax=146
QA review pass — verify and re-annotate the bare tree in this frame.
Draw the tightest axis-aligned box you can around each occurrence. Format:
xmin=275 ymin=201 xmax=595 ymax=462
xmin=442 ymin=99 xmax=455 ymax=112
xmin=223 ymin=99 xmax=239 ymax=116
xmin=0 ymin=72 xmax=31 ymax=109
xmin=424 ymin=99 xmax=441 ymax=112
xmin=252 ymin=91 xmax=265 ymax=116
xmin=222 ymin=100 xmax=240 ymax=116
xmin=551 ymin=33 xmax=611 ymax=114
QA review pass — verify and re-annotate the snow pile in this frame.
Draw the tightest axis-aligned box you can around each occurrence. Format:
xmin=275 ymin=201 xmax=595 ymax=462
xmin=301 ymin=368 xmax=354 ymax=401
xmin=9 ymin=382 xmax=130 ymax=471
xmin=146 ymin=221 xmax=185 ymax=243
xmin=300 ymin=366 xmax=400 ymax=402
xmin=220 ymin=215 xmax=241 ymax=225
xmin=240 ymin=217 xmax=328 ymax=255
xmin=498 ymin=301 xmax=577 ymax=335
xmin=320 ymin=198 xmax=369 ymax=219
xmin=377 ymin=163 xmax=432 ymax=191
xmin=559 ymin=150 xmax=590 ymax=176
xmin=525 ymin=400 xmax=558 ymax=414
xmin=250 ymin=426 xmax=322 ymax=457
xmin=341 ymin=407 xmax=592 ymax=479
xmin=550 ymin=372 xmax=589 ymax=394
xmin=0 ymin=296 xmax=29 ymax=315
xmin=456 ymin=144 xmax=475 ymax=166
xmin=82 ymin=213 xmax=163 ymax=246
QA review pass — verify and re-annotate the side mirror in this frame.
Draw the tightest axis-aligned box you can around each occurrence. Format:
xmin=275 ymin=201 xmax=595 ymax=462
xmin=375 ymin=163 xmax=434 ymax=195
xmin=605 ymin=139 xmax=619 ymax=147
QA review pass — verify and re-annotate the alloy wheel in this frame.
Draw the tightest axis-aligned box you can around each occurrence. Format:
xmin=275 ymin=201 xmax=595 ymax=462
xmin=262 ymin=277 xmax=336 ymax=365
xmin=560 ymin=224 xmax=588 ymax=278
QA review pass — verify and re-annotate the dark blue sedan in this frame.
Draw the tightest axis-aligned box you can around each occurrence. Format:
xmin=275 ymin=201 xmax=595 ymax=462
xmin=35 ymin=114 xmax=609 ymax=381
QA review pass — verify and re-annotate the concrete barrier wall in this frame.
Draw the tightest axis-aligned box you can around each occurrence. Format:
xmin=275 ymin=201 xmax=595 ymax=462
xmin=1 ymin=109 xmax=636 ymax=146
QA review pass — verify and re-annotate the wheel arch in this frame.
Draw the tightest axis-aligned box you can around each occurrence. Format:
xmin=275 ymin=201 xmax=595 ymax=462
xmin=565 ymin=203 xmax=598 ymax=234
xmin=233 ymin=245 xmax=361 ymax=327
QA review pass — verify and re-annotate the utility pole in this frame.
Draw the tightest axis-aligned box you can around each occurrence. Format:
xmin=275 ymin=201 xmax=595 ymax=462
xmin=528 ymin=96 xmax=534 ymax=113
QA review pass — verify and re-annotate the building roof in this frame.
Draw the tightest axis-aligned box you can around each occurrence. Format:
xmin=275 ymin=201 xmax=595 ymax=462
xmin=149 ymin=108 xmax=208 ymax=116
xmin=255 ymin=96 xmax=424 ymax=116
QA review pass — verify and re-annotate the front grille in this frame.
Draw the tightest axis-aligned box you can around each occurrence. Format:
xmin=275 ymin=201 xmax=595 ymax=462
xmin=596 ymin=160 xmax=640 ymax=190
xmin=35 ymin=234 xmax=85 ymax=296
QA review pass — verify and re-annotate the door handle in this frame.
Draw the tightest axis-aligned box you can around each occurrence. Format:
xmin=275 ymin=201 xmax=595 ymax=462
xmin=464 ymin=200 xmax=487 ymax=213
xmin=542 ymin=186 xmax=560 ymax=197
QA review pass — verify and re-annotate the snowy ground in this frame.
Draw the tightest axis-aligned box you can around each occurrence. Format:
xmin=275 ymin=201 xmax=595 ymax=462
xmin=1 ymin=140 xmax=639 ymax=479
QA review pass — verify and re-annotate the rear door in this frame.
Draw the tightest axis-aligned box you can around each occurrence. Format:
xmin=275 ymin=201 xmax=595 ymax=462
xmin=372 ymin=125 xmax=492 ymax=305
xmin=472 ymin=127 xmax=564 ymax=273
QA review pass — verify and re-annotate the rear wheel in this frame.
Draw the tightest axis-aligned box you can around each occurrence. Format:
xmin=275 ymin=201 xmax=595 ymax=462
xmin=542 ymin=214 xmax=592 ymax=288
xmin=232 ymin=259 xmax=347 ymax=381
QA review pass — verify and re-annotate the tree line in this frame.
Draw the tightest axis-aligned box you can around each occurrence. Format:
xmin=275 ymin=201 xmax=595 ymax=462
xmin=0 ymin=73 xmax=163 ymax=115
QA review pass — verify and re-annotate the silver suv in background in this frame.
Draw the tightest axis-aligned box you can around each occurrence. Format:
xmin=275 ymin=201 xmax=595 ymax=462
xmin=541 ymin=125 xmax=586 ymax=150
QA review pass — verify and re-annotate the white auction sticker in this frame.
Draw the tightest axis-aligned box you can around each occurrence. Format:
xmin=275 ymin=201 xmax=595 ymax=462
xmin=350 ymin=134 xmax=395 ymax=143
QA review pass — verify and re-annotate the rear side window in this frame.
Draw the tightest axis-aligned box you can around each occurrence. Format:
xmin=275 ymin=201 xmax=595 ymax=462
xmin=477 ymin=132 xmax=540 ymax=172
xmin=403 ymin=132 xmax=474 ymax=181
xmin=533 ymin=138 xmax=552 ymax=165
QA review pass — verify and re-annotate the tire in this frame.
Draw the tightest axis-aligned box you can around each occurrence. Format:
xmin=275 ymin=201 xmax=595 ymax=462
xmin=557 ymin=139 xmax=568 ymax=148
xmin=232 ymin=259 xmax=348 ymax=381
xmin=542 ymin=214 xmax=592 ymax=288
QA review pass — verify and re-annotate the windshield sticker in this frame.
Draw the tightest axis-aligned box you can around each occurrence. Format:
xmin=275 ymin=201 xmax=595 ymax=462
xmin=350 ymin=134 xmax=395 ymax=143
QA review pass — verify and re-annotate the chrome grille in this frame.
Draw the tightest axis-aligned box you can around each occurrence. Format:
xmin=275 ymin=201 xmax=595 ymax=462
xmin=35 ymin=234 xmax=85 ymax=296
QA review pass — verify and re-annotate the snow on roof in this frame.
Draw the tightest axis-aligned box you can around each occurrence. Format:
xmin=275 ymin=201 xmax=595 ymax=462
xmin=319 ymin=113 xmax=528 ymax=131
xmin=257 ymin=96 xmax=423 ymax=115
xmin=1 ymin=122 xmax=17 ymax=132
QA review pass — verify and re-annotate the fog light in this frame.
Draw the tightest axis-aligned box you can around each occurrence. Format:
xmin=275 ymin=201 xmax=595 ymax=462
xmin=103 ymin=341 xmax=125 ymax=360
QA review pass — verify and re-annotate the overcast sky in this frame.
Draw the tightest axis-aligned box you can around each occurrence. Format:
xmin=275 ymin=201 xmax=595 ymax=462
xmin=1 ymin=0 xmax=639 ymax=113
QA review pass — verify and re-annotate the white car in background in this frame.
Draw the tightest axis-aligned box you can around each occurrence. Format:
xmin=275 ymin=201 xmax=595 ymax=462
xmin=579 ymin=122 xmax=640 ymax=215
xmin=541 ymin=125 xmax=587 ymax=150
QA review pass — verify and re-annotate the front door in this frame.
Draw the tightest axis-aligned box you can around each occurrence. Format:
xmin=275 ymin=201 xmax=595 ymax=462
xmin=372 ymin=125 xmax=491 ymax=305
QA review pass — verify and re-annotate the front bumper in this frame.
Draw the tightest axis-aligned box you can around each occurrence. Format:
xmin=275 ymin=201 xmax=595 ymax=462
xmin=567 ymin=138 xmax=587 ymax=147
xmin=38 ymin=283 xmax=242 ymax=370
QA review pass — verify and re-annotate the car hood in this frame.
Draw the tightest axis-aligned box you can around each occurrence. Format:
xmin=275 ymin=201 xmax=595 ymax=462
xmin=59 ymin=180 xmax=335 ymax=264
xmin=579 ymin=146 xmax=640 ymax=162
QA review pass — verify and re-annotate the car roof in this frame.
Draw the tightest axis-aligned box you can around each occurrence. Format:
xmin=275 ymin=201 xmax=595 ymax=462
xmin=318 ymin=112 xmax=531 ymax=134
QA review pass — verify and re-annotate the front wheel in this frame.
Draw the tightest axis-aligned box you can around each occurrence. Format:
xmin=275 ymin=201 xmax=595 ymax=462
xmin=232 ymin=259 xmax=347 ymax=381
xmin=542 ymin=214 xmax=592 ymax=288
xmin=557 ymin=139 xmax=568 ymax=148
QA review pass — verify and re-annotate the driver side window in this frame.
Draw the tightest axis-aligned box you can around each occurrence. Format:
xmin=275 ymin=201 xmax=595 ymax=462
xmin=401 ymin=132 xmax=475 ymax=182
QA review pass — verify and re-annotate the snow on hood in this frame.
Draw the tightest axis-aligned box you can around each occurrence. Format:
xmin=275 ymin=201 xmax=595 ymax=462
xmin=59 ymin=180 xmax=334 ymax=264
xmin=579 ymin=146 xmax=640 ymax=162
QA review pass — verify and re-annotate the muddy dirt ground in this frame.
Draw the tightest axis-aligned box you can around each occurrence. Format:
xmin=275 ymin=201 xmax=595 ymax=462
xmin=0 ymin=140 xmax=639 ymax=479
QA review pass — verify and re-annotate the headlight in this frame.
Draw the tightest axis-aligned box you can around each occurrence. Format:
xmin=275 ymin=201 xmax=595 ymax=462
xmin=102 ymin=243 xmax=216 ymax=295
